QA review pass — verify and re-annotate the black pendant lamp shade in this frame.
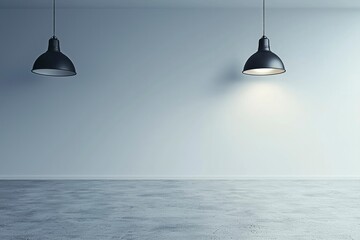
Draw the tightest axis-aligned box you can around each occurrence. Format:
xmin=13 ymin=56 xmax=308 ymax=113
xmin=243 ymin=36 xmax=285 ymax=75
xmin=32 ymin=0 xmax=76 ymax=77
xmin=32 ymin=37 xmax=76 ymax=76
xmin=243 ymin=0 xmax=285 ymax=76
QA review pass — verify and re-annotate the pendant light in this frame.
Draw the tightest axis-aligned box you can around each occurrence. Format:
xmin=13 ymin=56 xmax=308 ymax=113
xmin=32 ymin=0 xmax=76 ymax=77
xmin=243 ymin=0 xmax=285 ymax=76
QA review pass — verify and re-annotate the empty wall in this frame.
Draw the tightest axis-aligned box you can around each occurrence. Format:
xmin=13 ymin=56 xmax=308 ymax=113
xmin=0 ymin=8 xmax=359 ymax=178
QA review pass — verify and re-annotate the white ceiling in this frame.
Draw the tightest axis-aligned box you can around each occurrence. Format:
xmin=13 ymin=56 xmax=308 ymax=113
xmin=1 ymin=0 xmax=360 ymax=9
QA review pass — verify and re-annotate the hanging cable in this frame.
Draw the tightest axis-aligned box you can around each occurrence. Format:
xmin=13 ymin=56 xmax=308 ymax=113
xmin=53 ymin=0 xmax=56 ymax=37
xmin=263 ymin=0 xmax=265 ymax=36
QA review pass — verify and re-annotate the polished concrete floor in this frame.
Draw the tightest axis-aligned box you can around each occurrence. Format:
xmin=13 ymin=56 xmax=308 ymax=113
xmin=0 ymin=180 xmax=359 ymax=239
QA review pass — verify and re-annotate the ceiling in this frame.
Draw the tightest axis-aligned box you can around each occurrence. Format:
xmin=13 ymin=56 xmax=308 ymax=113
xmin=0 ymin=0 xmax=360 ymax=9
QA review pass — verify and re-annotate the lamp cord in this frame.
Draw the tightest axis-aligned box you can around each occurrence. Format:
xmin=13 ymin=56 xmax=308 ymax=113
xmin=53 ymin=0 xmax=56 ymax=37
xmin=263 ymin=0 xmax=265 ymax=36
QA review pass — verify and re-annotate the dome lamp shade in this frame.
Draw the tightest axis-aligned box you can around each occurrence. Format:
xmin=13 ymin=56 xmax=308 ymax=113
xmin=32 ymin=37 xmax=76 ymax=76
xmin=243 ymin=36 xmax=285 ymax=76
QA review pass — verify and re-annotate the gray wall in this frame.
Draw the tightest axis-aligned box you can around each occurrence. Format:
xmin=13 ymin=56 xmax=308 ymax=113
xmin=0 ymin=8 xmax=359 ymax=178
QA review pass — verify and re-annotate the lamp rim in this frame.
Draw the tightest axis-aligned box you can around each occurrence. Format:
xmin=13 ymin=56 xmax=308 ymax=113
xmin=31 ymin=68 xmax=76 ymax=77
xmin=242 ymin=67 xmax=286 ymax=76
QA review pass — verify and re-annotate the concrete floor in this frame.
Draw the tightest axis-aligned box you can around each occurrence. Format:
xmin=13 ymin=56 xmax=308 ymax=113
xmin=0 ymin=180 xmax=359 ymax=239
